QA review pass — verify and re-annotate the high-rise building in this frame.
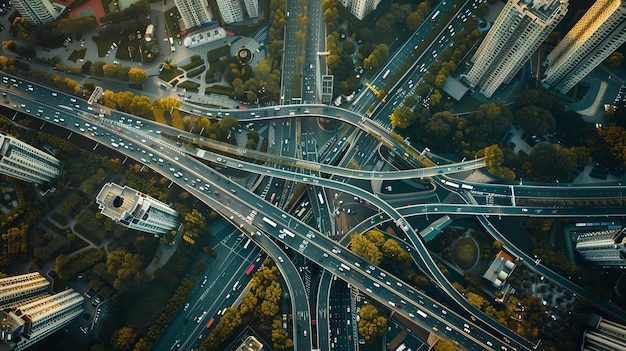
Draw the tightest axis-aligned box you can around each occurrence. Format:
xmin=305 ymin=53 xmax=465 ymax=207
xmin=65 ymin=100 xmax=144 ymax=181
xmin=339 ymin=0 xmax=383 ymax=20
xmin=573 ymin=225 xmax=626 ymax=268
xmin=11 ymin=0 xmax=61 ymax=25
xmin=242 ymin=0 xmax=259 ymax=18
xmin=0 ymin=273 xmax=84 ymax=351
xmin=543 ymin=0 xmax=626 ymax=94
xmin=174 ymin=0 xmax=213 ymax=30
xmin=216 ymin=0 xmax=244 ymax=24
xmin=464 ymin=0 xmax=568 ymax=98
xmin=582 ymin=316 xmax=626 ymax=351
xmin=96 ymin=183 xmax=179 ymax=235
xmin=0 ymin=132 xmax=61 ymax=185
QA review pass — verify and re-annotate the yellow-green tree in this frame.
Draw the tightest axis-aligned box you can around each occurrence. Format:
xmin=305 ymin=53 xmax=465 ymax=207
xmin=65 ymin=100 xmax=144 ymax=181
xmin=350 ymin=233 xmax=382 ymax=265
xmin=357 ymin=304 xmax=387 ymax=341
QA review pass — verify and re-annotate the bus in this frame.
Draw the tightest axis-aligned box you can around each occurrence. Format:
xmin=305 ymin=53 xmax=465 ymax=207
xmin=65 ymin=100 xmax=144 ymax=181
xmin=245 ymin=263 xmax=255 ymax=275
xmin=168 ymin=37 xmax=174 ymax=45
xmin=340 ymin=263 xmax=351 ymax=271
xmin=395 ymin=344 xmax=406 ymax=351
xmin=461 ymin=184 xmax=473 ymax=190
xmin=233 ymin=281 xmax=240 ymax=290
xmin=205 ymin=318 xmax=215 ymax=329
xmin=431 ymin=10 xmax=440 ymax=21
xmin=243 ymin=238 xmax=251 ymax=250
xmin=382 ymin=69 xmax=390 ymax=79
xmin=296 ymin=207 xmax=306 ymax=218
xmin=417 ymin=309 xmax=428 ymax=318
xmin=282 ymin=229 xmax=295 ymax=238
xmin=236 ymin=105 xmax=249 ymax=110
xmin=263 ymin=217 xmax=277 ymax=228
xmin=317 ymin=193 xmax=325 ymax=205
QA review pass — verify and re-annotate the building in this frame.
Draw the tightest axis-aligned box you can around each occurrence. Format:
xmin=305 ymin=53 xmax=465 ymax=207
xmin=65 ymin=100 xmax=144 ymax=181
xmin=216 ymin=0 xmax=244 ymax=24
xmin=543 ymin=0 xmax=626 ymax=94
xmin=242 ymin=0 xmax=259 ymax=18
xmin=464 ymin=0 xmax=568 ymax=98
xmin=0 ymin=273 xmax=84 ymax=351
xmin=174 ymin=0 xmax=213 ymax=30
xmin=183 ymin=27 xmax=227 ymax=48
xmin=582 ymin=315 xmax=626 ymax=351
xmin=96 ymin=183 xmax=179 ymax=235
xmin=11 ymin=0 xmax=62 ymax=25
xmin=0 ymin=132 xmax=61 ymax=185
xmin=482 ymin=251 xmax=517 ymax=289
xmin=340 ymin=0 xmax=383 ymax=20
xmin=236 ymin=335 xmax=263 ymax=351
xmin=572 ymin=224 xmax=626 ymax=268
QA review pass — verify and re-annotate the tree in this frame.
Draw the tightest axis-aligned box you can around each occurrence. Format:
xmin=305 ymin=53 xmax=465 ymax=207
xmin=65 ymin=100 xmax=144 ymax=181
xmin=604 ymin=52 xmax=623 ymax=68
xmin=110 ymin=326 xmax=137 ymax=351
xmin=514 ymin=105 xmax=555 ymax=135
xmin=350 ymin=233 xmax=382 ymax=265
xmin=128 ymin=68 xmax=148 ymax=84
xmin=357 ymin=304 xmax=387 ymax=341
xmin=390 ymin=106 xmax=414 ymax=129
xmin=406 ymin=11 xmax=424 ymax=31
xmin=433 ymin=339 xmax=459 ymax=351
xmin=526 ymin=144 xmax=577 ymax=181
xmin=158 ymin=96 xmax=181 ymax=113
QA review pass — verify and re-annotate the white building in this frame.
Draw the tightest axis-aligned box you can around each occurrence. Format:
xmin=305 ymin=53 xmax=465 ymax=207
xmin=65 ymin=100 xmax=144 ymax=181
xmin=242 ymin=0 xmax=259 ymax=18
xmin=174 ymin=0 xmax=213 ymax=30
xmin=543 ymin=0 xmax=626 ymax=94
xmin=573 ymin=225 xmax=626 ymax=268
xmin=216 ymin=0 xmax=244 ymax=24
xmin=582 ymin=317 xmax=626 ymax=351
xmin=0 ymin=132 xmax=61 ymax=185
xmin=11 ymin=0 xmax=61 ymax=25
xmin=96 ymin=183 xmax=179 ymax=235
xmin=0 ymin=273 xmax=84 ymax=351
xmin=464 ymin=0 xmax=568 ymax=98
xmin=340 ymin=0 xmax=383 ymax=20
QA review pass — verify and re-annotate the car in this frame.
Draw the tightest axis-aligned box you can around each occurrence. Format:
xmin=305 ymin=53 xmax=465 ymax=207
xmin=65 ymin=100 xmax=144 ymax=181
xmin=278 ymin=256 xmax=284 ymax=262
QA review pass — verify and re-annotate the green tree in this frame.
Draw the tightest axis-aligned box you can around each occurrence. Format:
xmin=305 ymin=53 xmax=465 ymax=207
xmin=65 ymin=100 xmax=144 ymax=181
xmin=350 ymin=233 xmax=382 ymax=265
xmin=514 ymin=105 xmax=555 ymax=135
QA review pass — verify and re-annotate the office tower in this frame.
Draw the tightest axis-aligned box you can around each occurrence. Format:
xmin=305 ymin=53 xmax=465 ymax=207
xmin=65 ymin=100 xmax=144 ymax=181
xmin=174 ymin=0 xmax=213 ymax=30
xmin=96 ymin=183 xmax=179 ymax=235
xmin=582 ymin=317 xmax=626 ymax=351
xmin=543 ymin=0 xmax=626 ymax=94
xmin=242 ymin=0 xmax=259 ymax=18
xmin=339 ymin=0 xmax=382 ymax=20
xmin=0 ymin=273 xmax=84 ymax=351
xmin=11 ymin=0 xmax=60 ymax=25
xmin=216 ymin=0 xmax=244 ymax=24
xmin=464 ymin=0 xmax=568 ymax=98
xmin=573 ymin=225 xmax=626 ymax=268
xmin=0 ymin=132 xmax=61 ymax=185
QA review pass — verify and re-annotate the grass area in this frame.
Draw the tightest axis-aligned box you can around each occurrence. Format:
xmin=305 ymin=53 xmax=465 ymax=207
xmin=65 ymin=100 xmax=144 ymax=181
xmin=451 ymin=236 xmax=478 ymax=270
xmin=123 ymin=279 xmax=173 ymax=324
xmin=205 ymin=85 xmax=234 ymax=96
xmin=67 ymin=48 xmax=87 ymax=63
xmin=180 ymin=59 xmax=205 ymax=71
xmin=186 ymin=66 xmax=205 ymax=78
xmin=170 ymin=110 xmax=185 ymax=129
xmin=177 ymin=81 xmax=200 ymax=92
xmin=94 ymin=35 xmax=123 ymax=57
xmin=73 ymin=223 xmax=103 ymax=246
xmin=50 ymin=212 xmax=68 ymax=226
xmin=42 ymin=220 xmax=63 ymax=235
xmin=159 ymin=67 xmax=183 ymax=82
xmin=207 ymin=46 xmax=231 ymax=64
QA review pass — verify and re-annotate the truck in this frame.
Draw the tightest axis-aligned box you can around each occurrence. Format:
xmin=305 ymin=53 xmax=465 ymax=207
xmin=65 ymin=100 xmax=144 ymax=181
xmin=431 ymin=10 xmax=440 ymax=21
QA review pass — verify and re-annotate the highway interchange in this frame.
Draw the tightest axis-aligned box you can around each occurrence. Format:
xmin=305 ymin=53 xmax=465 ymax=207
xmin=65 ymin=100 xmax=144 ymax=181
xmin=1 ymin=1 xmax=625 ymax=350
xmin=2 ymin=72 xmax=625 ymax=351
